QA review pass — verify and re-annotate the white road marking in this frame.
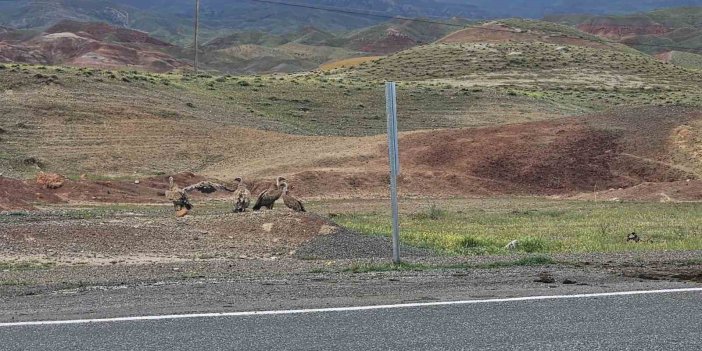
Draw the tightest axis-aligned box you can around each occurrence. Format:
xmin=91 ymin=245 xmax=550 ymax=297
xmin=2 ymin=287 xmax=701 ymax=327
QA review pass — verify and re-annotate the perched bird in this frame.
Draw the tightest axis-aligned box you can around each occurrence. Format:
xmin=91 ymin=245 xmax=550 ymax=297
xmin=164 ymin=176 xmax=192 ymax=215
xmin=281 ymin=182 xmax=305 ymax=212
xmin=252 ymin=176 xmax=286 ymax=211
xmin=232 ymin=177 xmax=251 ymax=213
xmin=627 ymin=232 xmax=641 ymax=243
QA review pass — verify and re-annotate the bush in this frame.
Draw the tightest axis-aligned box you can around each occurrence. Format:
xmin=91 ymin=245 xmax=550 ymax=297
xmin=518 ymin=237 xmax=548 ymax=253
xmin=411 ymin=204 xmax=448 ymax=220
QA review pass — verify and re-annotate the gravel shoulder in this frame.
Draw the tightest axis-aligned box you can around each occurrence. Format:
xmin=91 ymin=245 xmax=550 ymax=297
xmin=1 ymin=257 xmax=700 ymax=324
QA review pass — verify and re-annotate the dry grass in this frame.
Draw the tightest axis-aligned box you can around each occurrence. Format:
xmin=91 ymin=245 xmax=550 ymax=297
xmin=320 ymin=56 xmax=383 ymax=71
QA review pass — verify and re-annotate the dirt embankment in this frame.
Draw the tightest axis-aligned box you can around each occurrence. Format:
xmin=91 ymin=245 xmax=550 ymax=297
xmin=282 ymin=108 xmax=701 ymax=198
xmin=2 ymin=107 xmax=700 ymax=209
xmin=0 ymin=176 xmax=64 ymax=211
xmin=0 ymin=210 xmax=377 ymax=263
xmin=0 ymin=173 xmax=211 ymax=210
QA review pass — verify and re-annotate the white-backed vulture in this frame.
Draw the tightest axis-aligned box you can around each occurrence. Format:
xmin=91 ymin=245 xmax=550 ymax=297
xmin=252 ymin=176 xmax=286 ymax=211
xmin=164 ymin=176 xmax=192 ymax=212
xmin=282 ymin=182 xmax=305 ymax=212
xmin=232 ymin=177 xmax=251 ymax=213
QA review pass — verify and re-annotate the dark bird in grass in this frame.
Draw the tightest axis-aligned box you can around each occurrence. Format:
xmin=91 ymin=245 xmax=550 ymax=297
xmin=165 ymin=176 xmax=192 ymax=216
xmin=627 ymin=232 xmax=641 ymax=243
xmin=252 ymin=176 xmax=286 ymax=211
xmin=232 ymin=177 xmax=251 ymax=213
xmin=282 ymin=181 xmax=305 ymax=212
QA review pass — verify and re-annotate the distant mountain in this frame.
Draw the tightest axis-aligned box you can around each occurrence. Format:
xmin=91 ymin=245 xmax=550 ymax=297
xmin=1 ymin=1 xmax=700 ymax=44
xmin=546 ymin=7 xmax=702 ymax=55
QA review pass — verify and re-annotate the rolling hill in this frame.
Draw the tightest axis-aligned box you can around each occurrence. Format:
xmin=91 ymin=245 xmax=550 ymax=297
xmin=0 ymin=20 xmax=187 ymax=72
xmin=1 ymin=11 xmax=702 ymax=204
xmin=198 ymin=19 xmax=468 ymax=74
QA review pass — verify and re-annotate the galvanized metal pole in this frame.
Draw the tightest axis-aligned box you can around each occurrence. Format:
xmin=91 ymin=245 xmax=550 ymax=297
xmin=194 ymin=0 xmax=200 ymax=73
xmin=385 ymin=82 xmax=401 ymax=264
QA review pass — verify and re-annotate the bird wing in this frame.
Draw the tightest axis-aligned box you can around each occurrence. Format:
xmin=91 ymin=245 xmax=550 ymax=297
xmin=165 ymin=189 xmax=185 ymax=202
xmin=253 ymin=190 xmax=268 ymax=209
xmin=284 ymin=194 xmax=305 ymax=212
xmin=183 ymin=181 xmax=233 ymax=194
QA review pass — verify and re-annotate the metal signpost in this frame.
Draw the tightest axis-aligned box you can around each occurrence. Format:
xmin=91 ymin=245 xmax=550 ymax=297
xmin=385 ymin=82 xmax=401 ymax=264
xmin=194 ymin=0 xmax=200 ymax=73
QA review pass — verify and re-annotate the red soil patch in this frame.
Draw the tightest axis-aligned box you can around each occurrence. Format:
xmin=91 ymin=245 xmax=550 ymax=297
xmin=0 ymin=176 xmax=64 ymax=211
xmin=0 ymin=20 xmax=186 ymax=72
xmin=350 ymin=28 xmax=420 ymax=54
xmin=0 ymin=172 xmax=223 ymax=210
xmin=285 ymin=108 xmax=701 ymax=198
xmin=575 ymin=19 xmax=668 ymax=40
xmin=45 ymin=20 xmax=171 ymax=47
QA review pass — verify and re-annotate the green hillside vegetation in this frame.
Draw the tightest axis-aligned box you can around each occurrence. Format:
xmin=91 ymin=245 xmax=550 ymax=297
xmin=344 ymin=18 xmax=471 ymax=50
xmin=668 ymin=50 xmax=702 ymax=69
xmin=196 ymin=20 xmax=469 ymax=73
xmin=647 ymin=7 xmax=702 ymax=27
xmin=341 ymin=41 xmax=700 ymax=85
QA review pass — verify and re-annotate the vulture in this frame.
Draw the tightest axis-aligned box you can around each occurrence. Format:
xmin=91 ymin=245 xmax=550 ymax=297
xmin=627 ymin=232 xmax=641 ymax=243
xmin=252 ymin=176 xmax=286 ymax=211
xmin=165 ymin=176 xmax=192 ymax=213
xmin=165 ymin=176 xmax=234 ymax=216
xmin=282 ymin=182 xmax=305 ymax=212
xmin=232 ymin=177 xmax=251 ymax=213
xmin=182 ymin=181 xmax=234 ymax=194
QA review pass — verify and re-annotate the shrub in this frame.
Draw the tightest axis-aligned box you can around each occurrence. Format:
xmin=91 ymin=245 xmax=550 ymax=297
xmin=518 ymin=237 xmax=548 ymax=253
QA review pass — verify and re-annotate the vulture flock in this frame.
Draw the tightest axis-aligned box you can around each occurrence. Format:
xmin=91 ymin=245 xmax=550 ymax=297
xmin=165 ymin=176 xmax=304 ymax=217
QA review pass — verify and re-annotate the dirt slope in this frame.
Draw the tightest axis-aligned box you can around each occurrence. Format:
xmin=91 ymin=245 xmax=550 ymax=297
xmin=0 ymin=176 xmax=65 ymax=211
xmin=3 ymin=106 xmax=701 ymax=209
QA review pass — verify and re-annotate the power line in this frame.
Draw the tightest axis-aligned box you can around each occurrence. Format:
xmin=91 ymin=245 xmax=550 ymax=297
xmin=248 ymin=0 xmax=701 ymax=52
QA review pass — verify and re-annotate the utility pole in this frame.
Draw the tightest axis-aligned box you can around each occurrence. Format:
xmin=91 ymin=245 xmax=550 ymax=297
xmin=194 ymin=0 xmax=200 ymax=74
xmin=385 ymin=82 xmax=401 ymax=264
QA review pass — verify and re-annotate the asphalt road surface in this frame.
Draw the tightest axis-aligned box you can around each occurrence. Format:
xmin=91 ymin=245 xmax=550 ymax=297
xmin=1 ymin=289 xmax=701 ymax=351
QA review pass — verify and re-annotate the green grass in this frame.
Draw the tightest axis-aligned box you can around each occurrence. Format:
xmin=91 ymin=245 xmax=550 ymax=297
xmin=0 ymin=280 xmax=30 ymax=286
xmin=334 ymin=199 xmax=702 ymax=255
xmin=343 ymin=255 xmax=556 ymax=273
xmin=0 ymin=261 xmax=55 ymax=271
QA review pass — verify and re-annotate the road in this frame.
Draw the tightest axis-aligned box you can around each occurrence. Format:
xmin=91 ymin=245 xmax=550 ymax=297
xmin=1 ymin=289 xmax=701 ymax=351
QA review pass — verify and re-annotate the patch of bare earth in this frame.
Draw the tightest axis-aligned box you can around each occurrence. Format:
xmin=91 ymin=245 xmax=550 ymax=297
xmin=0 ymin=211 xmax=342 ymax=264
